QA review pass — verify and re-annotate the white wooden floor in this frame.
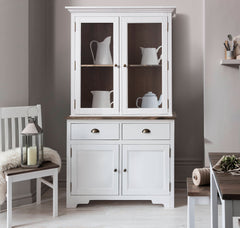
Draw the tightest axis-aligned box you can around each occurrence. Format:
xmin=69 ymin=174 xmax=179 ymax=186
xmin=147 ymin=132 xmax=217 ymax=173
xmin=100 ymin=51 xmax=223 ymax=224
xmin=0 ymin=188 xmax=239 ymax=228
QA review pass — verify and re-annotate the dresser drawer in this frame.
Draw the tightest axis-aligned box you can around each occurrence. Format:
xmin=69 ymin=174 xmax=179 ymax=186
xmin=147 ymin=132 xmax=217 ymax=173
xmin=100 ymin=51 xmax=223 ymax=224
xmin=71 ymin=123 xmax=120 ymax=140
xmin=123 ymin=123 xmax=170 ymax=140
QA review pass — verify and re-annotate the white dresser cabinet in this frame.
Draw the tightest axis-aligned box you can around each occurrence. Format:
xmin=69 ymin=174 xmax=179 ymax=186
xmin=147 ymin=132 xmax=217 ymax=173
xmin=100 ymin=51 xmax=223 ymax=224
xmin=67 ymin=119 xmax=175 ymax=208
xmin=66 ymin=7 xmax=176 ymax=208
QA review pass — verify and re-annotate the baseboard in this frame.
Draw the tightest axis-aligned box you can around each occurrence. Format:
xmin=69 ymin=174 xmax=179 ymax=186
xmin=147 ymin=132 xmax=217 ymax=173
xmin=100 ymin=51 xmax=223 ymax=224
xmin=175 ymin=158 xmax=203 ymax=189
xmin=0 ymin=192 xmax=33 ymax=212
xmin=0 ymin=183 xmax=49 ymax=212
xmin=59 ymin=179 xmax=66 ymax=188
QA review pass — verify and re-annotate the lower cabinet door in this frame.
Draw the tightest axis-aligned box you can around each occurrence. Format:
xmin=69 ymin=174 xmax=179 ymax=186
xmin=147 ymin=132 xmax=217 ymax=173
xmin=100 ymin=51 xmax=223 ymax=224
xmin=122 ymin=144 xmax=170 ymax=195
xmin=71 ymin=144 xmax=119 ymax=195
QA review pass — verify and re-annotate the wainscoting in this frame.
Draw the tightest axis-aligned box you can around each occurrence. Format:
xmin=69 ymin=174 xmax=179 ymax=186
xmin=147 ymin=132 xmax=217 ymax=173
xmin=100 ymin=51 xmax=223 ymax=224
xmin=175 ymin=159 xmax=203 ymax=188
xmin=0 ymin=158 xmax=202 ymax=211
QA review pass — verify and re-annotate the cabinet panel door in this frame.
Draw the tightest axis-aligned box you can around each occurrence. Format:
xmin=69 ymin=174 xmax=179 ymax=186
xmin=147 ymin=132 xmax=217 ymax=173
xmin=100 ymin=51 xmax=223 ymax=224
xmin=71 ymin=145 xmax=119 ymax=195
xmin=121 ymin=17 xmax=168 ymax=115
xmin=73 ymin=17 xmax=119 ymax=115
xmin=122 ymin=145 xmax=169 ymax=195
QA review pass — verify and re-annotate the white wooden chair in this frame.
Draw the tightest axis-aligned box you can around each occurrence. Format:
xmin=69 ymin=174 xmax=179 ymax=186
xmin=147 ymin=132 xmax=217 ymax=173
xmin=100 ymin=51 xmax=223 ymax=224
xmin=0 ymin=104 xmax=59 ymax=228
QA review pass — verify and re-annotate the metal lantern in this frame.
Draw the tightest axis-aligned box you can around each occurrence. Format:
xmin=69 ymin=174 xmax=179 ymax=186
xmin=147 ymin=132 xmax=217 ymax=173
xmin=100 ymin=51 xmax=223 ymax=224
xmin=21 ymin=117 xmax=43 ymax=168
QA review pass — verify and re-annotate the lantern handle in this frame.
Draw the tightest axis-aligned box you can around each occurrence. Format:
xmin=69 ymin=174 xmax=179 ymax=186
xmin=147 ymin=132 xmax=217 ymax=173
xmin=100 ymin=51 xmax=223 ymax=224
xmin=27 ymin=106 xmax=38 ymax=122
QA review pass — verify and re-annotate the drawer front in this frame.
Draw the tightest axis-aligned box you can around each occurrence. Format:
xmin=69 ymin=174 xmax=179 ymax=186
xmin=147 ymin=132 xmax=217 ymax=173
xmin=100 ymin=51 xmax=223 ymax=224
xmin=123 ymin=123 xmax=170 ymax=140
xmin=71 ymin=123 xmax=120 ymax=140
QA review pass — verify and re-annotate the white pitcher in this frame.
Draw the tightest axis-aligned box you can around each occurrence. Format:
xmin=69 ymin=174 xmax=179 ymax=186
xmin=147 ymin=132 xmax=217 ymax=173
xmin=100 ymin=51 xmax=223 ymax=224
xmin=140 ymin=46 xmax=162 ymax=65
xmin=91 ymin=90 xmax=114 ymax=108
xmin=90 ymin=36 xmax=113 ymax=65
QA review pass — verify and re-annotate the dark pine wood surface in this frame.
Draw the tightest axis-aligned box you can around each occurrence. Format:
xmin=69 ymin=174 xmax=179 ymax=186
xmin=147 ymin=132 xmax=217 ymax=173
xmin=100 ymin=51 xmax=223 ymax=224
xmin=4 ymin=161 xmax=59 ymax=176
xmin=186 ymin=178 xmax=210 ymax=197
xmin=209 ymin=152 xmax=240 ymax=200
xmin=67 ymin=114 xmax=176 ymax=120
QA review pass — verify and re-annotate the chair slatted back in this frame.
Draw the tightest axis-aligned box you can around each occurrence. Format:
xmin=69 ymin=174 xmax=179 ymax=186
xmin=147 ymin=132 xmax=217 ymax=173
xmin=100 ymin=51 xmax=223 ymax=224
xmin=0 ymin=105 xmax=42 ymax=152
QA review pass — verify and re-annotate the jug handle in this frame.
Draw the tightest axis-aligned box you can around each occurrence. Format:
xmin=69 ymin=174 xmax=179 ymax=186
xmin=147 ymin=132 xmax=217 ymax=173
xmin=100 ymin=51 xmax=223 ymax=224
xmin=90 ymin=40 xmax=98 ymax=64
xmin=136 ymin=97 xmax=142 ymax=108
xmin=156 ymin=45 xmax=162 ymax=64
xmin=110 ymin=90 xmax=114 ymax=108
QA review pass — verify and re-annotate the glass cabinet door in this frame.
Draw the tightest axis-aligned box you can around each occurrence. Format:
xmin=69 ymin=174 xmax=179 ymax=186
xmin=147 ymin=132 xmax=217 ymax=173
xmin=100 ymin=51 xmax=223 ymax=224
xmin=121 ymin=17 xmax=168 ymax=115
xmin=74 ymin=17 xmax=119 ymax=115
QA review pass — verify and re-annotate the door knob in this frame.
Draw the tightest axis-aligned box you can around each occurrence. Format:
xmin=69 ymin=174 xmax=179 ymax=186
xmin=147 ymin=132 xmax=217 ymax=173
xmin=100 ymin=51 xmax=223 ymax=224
xmin=114 ymin=169 xmax=118 ymax=172
xmin=123 ymin=64 xmax=127 ymax=67
xmin=114 ymin=64 xmax=118 ymax=67
xmin=123 ymin=169 xmax=127 ymax=172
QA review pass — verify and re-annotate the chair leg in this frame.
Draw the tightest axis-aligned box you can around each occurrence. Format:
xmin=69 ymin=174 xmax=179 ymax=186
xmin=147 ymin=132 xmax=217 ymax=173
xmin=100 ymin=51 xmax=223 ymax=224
xmin=187 ymin=196 xmax=195 ymax=228
xmin=7 ymin=176 xmax=12 ymax=228
xmin=36 ymin=178 xmax=41 ymax=205
xmin=53 ymin=169 xmax=58 ymax=217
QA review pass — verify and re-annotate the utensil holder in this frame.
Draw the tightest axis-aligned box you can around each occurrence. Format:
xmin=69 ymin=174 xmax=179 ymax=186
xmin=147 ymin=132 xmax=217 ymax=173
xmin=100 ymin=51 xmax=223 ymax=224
xmin=226 ymin=51 xmax=235 ymax=60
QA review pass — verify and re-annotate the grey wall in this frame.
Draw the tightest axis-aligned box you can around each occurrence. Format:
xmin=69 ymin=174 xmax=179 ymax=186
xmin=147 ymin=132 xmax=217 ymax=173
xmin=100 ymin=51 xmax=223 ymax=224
xmin=204 ymin=0 xmax=240 ymax=165
xmin=0 ymin=0 xmax=34 ymax=209
xmin=32 ymin=0 xmax=203 ymax=187
xmin=0 ymin=0 xmax=29 ymax=107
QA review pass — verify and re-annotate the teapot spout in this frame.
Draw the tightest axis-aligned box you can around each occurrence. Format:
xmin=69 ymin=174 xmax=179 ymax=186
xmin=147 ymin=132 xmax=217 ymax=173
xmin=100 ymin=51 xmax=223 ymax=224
xmin=158 ymin=94 xmax=162 ymax=106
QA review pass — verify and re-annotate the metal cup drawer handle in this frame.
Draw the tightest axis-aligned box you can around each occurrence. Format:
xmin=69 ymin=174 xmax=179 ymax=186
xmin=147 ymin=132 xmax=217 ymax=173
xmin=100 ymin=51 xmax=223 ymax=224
xmin=142 ymin=129 xmax=151 ymax=134
xmin=91 ymin=128 xmax=100 ymax=134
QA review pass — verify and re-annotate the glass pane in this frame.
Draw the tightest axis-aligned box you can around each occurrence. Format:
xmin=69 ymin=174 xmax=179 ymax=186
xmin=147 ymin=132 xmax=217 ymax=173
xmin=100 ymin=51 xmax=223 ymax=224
xmin=127 ymin=23 xmax=162 ymax=109
xmin=80 ymin=23 xmax=114 ymax=108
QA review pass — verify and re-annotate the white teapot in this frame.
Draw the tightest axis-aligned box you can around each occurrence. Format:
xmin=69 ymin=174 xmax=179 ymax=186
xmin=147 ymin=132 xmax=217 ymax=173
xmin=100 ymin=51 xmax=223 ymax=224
xmin=136 ymin=92 xmax=162 ymax=108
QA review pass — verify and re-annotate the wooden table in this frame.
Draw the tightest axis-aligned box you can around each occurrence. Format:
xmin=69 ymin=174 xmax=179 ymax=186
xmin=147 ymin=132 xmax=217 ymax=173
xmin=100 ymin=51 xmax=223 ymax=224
xmin=209 ymin=153 xmax=240 ymax=228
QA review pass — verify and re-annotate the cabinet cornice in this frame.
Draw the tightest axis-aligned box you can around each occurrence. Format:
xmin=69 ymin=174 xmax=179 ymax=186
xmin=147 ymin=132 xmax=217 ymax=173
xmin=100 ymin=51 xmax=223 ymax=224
xmin=65 ymin=6 xmax=176 ymax=17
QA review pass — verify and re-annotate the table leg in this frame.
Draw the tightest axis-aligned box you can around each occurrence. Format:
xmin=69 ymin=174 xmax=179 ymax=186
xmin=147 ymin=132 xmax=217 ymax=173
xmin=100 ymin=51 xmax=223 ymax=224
xmin=6 ymin=176 xmax=12 ymax=228
xmin=210 ymin=169 xmax=218 ymax=228
xmin=222 ymin=200 xmax=233 ymax=228
xmin=187 ymin=196 xmax=195 ymax=228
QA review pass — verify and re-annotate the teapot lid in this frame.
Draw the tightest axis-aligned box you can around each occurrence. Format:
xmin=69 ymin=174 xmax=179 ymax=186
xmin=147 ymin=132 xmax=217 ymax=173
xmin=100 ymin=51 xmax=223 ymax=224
xmin=144 ymin=91 xmax=156 ymax=97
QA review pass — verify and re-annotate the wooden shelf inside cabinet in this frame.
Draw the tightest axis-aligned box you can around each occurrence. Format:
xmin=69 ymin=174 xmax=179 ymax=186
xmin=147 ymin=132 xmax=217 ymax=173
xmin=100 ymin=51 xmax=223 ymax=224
xmin=81 ymin=64 xmax=113 ymax=67
xmin=128 ymin=64 xmax=162 ymax=67
xmin=220 ymin=59 xmax=240 ymax=67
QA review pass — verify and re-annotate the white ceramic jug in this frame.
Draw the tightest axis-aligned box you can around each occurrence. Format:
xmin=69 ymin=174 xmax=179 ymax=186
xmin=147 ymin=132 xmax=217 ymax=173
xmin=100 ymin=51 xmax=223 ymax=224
xmin=90 ymin=36 xmax=113 ymax=65
xmin=136 ymin=92 xmax=162 ymax=108
xmin=91 ymin=90 xmax=114 ymax=108
xmin=140 ymin=46 xmax=162 ymax=65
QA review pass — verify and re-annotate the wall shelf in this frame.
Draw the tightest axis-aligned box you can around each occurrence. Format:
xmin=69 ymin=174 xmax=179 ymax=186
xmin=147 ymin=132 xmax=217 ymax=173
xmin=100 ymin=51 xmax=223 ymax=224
xmin=220 ymin=59 xmax=240 ymax=65
xmin=128 ymin=64 xmax=162 ymax=67
xmin=81 ymin=64 xmax=113 ymax=67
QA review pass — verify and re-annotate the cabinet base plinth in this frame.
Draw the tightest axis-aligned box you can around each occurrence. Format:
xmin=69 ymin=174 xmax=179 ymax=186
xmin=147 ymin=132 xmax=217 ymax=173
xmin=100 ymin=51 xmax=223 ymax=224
xmin=67 ymin=195 xmax=174 ymax=208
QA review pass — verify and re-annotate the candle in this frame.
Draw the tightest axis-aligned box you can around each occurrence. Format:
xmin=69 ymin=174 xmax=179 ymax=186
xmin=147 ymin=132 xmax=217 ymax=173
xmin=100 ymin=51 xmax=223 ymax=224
xmin=27 ymin=146 xmax=37 ymax=166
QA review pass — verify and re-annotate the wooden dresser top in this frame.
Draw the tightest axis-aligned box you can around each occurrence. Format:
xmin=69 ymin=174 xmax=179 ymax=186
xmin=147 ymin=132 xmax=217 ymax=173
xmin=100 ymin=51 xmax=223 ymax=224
xmin=67 ymin=114 xmax=176 ymax=120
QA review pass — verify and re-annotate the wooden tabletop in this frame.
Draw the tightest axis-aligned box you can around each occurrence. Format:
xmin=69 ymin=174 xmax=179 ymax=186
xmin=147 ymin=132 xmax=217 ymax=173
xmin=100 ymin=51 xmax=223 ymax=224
xmin=209 ymin=152 xmax=240 ymax=200
xmin=4 ymin=161 xmax=59 ymax=176
xmin=186 ymin=178 xmax=210 ymax=196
